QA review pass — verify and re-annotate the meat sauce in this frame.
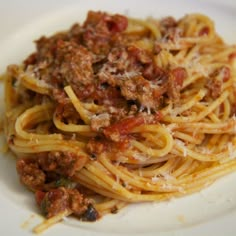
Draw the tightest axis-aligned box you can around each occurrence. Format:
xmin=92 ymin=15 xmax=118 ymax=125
xmin=16 ymin=11 xmax=189 ymax=220
xmin=17 ymin=155 xmax=99 ymax=221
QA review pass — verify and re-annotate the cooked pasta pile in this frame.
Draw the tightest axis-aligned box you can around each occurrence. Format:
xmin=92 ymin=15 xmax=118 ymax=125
xmin=2 ymin=11 xmax=236 ymax=233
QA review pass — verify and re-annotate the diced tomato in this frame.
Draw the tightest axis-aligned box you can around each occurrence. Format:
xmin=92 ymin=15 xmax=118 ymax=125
xmin=229 ymin=52 xmax=236 ymax=62
xmin=171 ymin=67 xmax=187 ymax=87
xmin=221 ymin=66 xmax=230 ymax=82
xmin=35 ymin=190 xmax=46 ymax=206
xmin=199 ymin=26 xmax=209 ymax=36
xmin=104 ymin=116 xmax=145 ymax=141
xmin=114 ymin=139 xmax=131 ymax=151
xmin=155 ymin=111 xmax=163 ymax=121
xmin=105 ymin=14 xmax=128 ymax=33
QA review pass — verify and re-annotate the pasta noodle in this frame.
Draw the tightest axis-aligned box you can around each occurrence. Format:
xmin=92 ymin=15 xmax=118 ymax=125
xmin=2 ymin=11 xmax=236 ymax=232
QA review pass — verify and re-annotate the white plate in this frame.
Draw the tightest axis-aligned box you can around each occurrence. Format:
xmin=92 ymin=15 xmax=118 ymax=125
xmin=0 ymin=0 xmax=236 ymax=235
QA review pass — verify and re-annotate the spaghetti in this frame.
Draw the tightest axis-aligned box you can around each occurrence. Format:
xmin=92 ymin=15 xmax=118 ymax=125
xmin=2 ymin=11 xmax=236 ymax=232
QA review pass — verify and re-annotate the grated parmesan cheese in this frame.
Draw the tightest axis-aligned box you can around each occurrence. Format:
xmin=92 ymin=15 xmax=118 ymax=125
xmin=161 ymin=183 xmax=173 ymax=190
xmin=151 ymin=176 xmax=160 ymax=183
xmin=165 ymin=124 xmax=177 ymax=135
xmin=123 ymin=71 xmax=141 ymax=79
xmin=133 ymin=152 xmax=150 ymax=162
xmin=161 ymin=172 xmax=176 ymax=181
xmin=227 ymin=142 xmax=236 ymax=159
xmin=198 ymin=146 xmax=212 ymax=155
xmin=175 ymin=139 xmax=187 ymax=157
xmin=179 ymin=55 xmax=209 ymax=77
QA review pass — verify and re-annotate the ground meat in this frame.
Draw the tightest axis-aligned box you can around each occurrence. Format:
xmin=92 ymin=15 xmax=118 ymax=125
xmin=167 ymin=67 xmax=187 ymax=101
xmin=16 ymin=157 xmax=46 ymax=190
xmin=21 ymin=11 xmax=188 ymax=131
xmin=98 ymin=47 xmax=130 ymax=86
xmin=159 ymin=16 xmax=179 ymax=40
xmin=103 ymin=113 xmax=163 ymax=142
xmin=98 ymin=45 xmax=170 ymax=109
xmin=68 ymin=189 xmax=92 ymax=216
xmin=206 ymin=79 xmax=222 ymax=99
xmin=205 ymin=66 xmax=230 ymax=98
xmin=82 ymin=11 xmax=128 ymax=56
xmin=67 ymin=23 xmax=83 ymax=43
xmin=142 ymin=63 xmax=166 ymax=81
xmin=26 ymin=35 xmax=95 ymax=103
xmin=25 ymin=25 xmax=83 ymax=67
xmin=119 ymin=75 xmax=166 ymax=108
xmin=35 ymin=187 xmax=98 ymax=220
xmin=56 ymin=40 xmax=94 ymax=85
xmin=93 ymin=85 xmax=126 ymax=107
xmin=49 ymin=40 xmax=95 ymax=100
xmin=160 ymin=16 xmax=177 ymax=29
xmin=54 ymin=97 xmax=81 ymax=124
xmin=36 ymin=188 xmax=69 ymax=217
xmin=103 ymin=115 xmax=145 ymax=142
xmin=37 ymin=151 xmax=88 ymax=177
xmin=98 ymin=45 xmax=152 ymax=83
xmin=34 ymin=33 xmax=68 ymax=64
xmin=87 ymin=137 xmax=108 ymax=156
xmin=16 ymin=151 xmax=88 ymax=190
xmin=26 ymin=38 xmax=97 ymax=123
